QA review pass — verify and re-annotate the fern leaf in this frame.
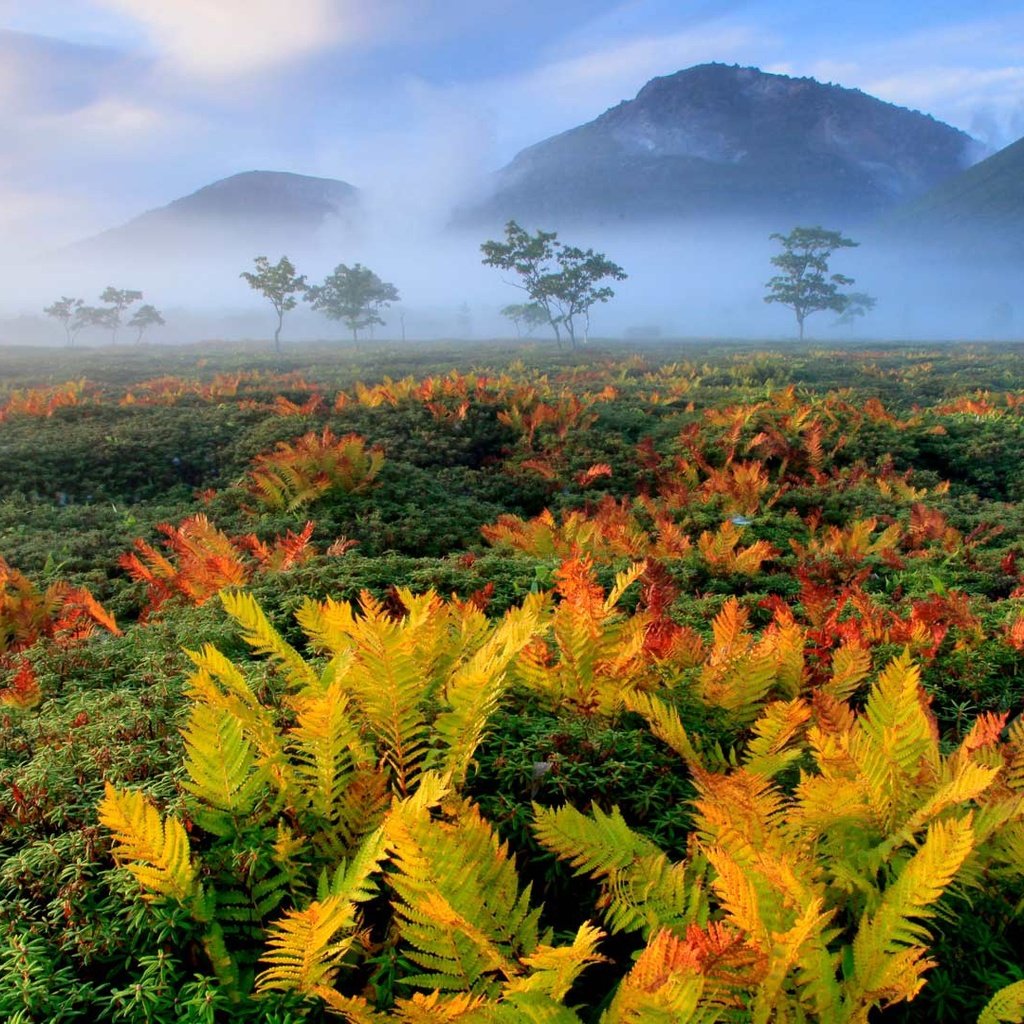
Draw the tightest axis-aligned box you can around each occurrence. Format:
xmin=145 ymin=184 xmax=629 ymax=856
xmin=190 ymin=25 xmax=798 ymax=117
xmin=289 ymin=678 xmax=374 ymax=825
xmin=186 ymin=644 xmax=290 ymax=793
xmin=848 ymin=813 xmax=975 ymax=1006
xmin=506 ymin=922 xmax=607 ymax=1001
xmin=533 ymin=803 xmax=704 ymax=936
xmin=387 ymin=795 xmax=542 ymax=994
xmin=601 ymin=929 xmax=714 ymax=1024
xmin=433 ymin=597 xmax=542 ymax=785
xmin=99 ymin=783 xmax=199 ymax=903
xmin=978 ymin=979 xmax=1024 ymax=1024
xmin=621 ymin=691 xmax=705 ymax=777
xmin=181 ymin=700 xmax=270 ymax=835
xmin=220 ymin=589 xmax=319 ymax=693
xmin=743 ymin=699 xmax=812 ymax=779
xmin=256 ymin=893 xmax=359 ymax=996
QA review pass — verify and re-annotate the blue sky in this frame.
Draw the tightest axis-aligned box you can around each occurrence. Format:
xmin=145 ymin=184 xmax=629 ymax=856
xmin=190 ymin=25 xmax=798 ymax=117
xmin=1 ymin=0 xmax=1023 ymax=253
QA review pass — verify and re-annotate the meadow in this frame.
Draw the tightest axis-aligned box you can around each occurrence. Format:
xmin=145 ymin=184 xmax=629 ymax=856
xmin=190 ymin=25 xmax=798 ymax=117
xmin=1 ymin=338 xmax=1023 ymax=1023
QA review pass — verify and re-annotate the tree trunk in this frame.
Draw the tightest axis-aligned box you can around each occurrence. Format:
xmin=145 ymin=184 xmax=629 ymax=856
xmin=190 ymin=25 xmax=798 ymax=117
xmin=797 ymin=314 xmax=805 ymax=341
xmin=274 ymin=311 xmax=283 ymax=352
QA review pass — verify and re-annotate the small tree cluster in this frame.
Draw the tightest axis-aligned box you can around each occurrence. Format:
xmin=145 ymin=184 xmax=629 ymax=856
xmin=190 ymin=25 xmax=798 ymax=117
xmin=241 ymin=255 xmax=400 ymax=350
xmin=482 ymin=220 xmax=626 ymax=349
xmin=44 ymin=288 xmax=164 ymax=346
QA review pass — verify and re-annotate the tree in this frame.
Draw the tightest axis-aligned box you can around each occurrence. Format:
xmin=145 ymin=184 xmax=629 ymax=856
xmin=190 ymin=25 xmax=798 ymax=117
xmin=240 ymin=255 xmax=308 ymax=351
xmin=72 ymin=305 xmax=119 ymax=342
xmin=128 ymin=304 xmax=165 ymax=344
xmin=500 ymin=302 xmax=548 ymax=338
xmin=99 ymin=287 xmax=143 ymax=344
xmin=43 ymin=297 xmax=84 ymax=347
xmin=481 ymin=220 xmax=626 ymax=350
xmin=306 ymin=263 xmax=399 ymax=344
xmin=764 ymin=226 xmax=875 ymax=340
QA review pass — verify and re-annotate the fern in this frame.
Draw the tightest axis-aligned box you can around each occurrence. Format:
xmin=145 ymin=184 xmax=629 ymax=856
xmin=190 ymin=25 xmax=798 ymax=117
xmin=432 ymin=596 xmax=543 ymax=784
xmin=978 ymin=980 xmax=1024 ymax=1024
xmin=533 ymin=803 xmax=705 ymax=936
xmin=220 ymin=589 xmax=320 ymax=693
xmin=846 ymin=813 xmax=976 ymax=1008
xmin=98 ymin=783 xmax=200 ymax=904
xmin=387 ymin=795 xmax=543 ymax=994
xmin=256 ymin=894 xmax=360 ymax=996
xmin=257 ymin=825 xmax=388 ymax=1001
xmin=600 ymin=929 xmax=716 ymax=1024
xmin=181 ymin=699 xmax=271 ymax=836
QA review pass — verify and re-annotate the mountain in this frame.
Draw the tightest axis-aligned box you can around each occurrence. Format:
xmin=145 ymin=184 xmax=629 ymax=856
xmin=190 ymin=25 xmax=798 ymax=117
xmin=64 ymin=170 xmax=360 ymax=260
xmin=464 ymin=63 xmax=980 ymax=229
xmin=883 ymin=135 xmax=1024 ymax=257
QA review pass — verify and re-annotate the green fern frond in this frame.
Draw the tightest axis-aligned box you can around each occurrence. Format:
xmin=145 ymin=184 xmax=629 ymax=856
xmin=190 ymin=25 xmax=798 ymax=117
xmin=186 ymin=644 xmax=290 ymax=793
xmin=318 ymin=824 xmax=389 ymax=906
xmin=533 ymin=803 xmax=704 ymax=936
xmin=859 ymin=651 xmax=939 ymax=778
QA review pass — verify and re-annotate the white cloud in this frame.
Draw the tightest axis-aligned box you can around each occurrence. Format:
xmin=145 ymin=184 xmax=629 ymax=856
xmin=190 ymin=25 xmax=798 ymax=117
xmin=768 ymin=13 xmax=1024 ymax=149
xmin=91 ymin=0 xmax=375 ymax=79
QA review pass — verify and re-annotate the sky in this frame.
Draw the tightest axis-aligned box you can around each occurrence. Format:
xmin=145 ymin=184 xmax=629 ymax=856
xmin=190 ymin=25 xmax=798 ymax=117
xmin=1 ymin=0 xmax=1023 ymax=255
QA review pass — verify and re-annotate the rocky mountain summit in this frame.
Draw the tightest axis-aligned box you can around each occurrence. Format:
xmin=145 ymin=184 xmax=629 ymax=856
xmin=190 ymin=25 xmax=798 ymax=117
xmin=465 ymin=63 xmax=980 ymax=228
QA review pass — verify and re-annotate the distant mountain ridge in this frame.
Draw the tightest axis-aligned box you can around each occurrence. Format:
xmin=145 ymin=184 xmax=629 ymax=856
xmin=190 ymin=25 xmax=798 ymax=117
xmin=64 ymin=170 xmax=359 ymax=260
xmin=464 ymin=63 xmax=980 ymax=229
xmin=883 ymin=135 xmax=1024 ymax=257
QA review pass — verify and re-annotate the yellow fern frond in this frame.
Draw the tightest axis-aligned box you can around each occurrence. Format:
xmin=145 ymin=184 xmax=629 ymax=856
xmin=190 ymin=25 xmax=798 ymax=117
xmin=601 ymin=928 xmax=714 ymax=1024
xmin=296 ymin=595 xmax=359 ymax=656
xmin=220 ymin=589 xmax=320 ymax=693
xmin=256 ymin=894 xmax=359 ymax=996
xmin=181 ymin=700 xmax=270 ymax=835
xmin=433 ymin=598 xmax=543 ymax=785
xmin=289 ymin=678 xmax=374 ymax=832
xmin=389 ymin=991 xmax=490 ymax=1022
xmin=621 ymin=691 xmax=706 ymax=777
xmin=386 ymin=795 xmax=541 ymax=994
xmin=978 ymin=979 xmax=1024 ymax=1024
xmin=823 ymin=641 xmax=872 ymax=701
xmin=848 ymin=813 xmax=975 ymax=1006
xmin=743 ymin=699 xmax=812 ymax=779
xmin=508 ymin=922 xmax=608 ymax=1001
xmin=99 ymin=783 xmax=199 ymax=903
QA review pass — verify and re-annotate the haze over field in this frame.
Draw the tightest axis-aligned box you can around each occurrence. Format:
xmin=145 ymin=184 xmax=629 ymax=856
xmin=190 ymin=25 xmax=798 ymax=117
xmin=2 ymin=1 xmax=1024 ymax=343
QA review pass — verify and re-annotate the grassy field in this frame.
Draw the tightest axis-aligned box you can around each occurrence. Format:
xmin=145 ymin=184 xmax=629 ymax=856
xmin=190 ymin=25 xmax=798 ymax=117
xmin=1 ymin=339 xmax=1023 ymax=1023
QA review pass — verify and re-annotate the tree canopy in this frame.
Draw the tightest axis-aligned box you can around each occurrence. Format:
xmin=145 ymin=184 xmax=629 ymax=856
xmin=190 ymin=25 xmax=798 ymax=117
xmin=481 ymin=220 xmax=626 ymax=348
xmin=241 ymin=255 xmax=308 ymax=351
xmin=306 ymin=263 xmax=399 ymax=343
xmin=764 ymin=226 xmax=875 ymax=340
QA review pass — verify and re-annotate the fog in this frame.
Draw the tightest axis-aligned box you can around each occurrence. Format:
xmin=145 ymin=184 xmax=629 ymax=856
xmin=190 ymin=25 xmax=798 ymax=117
xmin=1 ymin=183 xmax=1022 ymax=350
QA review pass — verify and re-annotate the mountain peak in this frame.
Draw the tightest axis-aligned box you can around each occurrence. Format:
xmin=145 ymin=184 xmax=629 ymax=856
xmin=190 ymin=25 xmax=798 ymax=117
xmin=466 ymin=63 xmax=978 ymax=228
xmin=62 ymin=169 xmax=359 ymax=262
